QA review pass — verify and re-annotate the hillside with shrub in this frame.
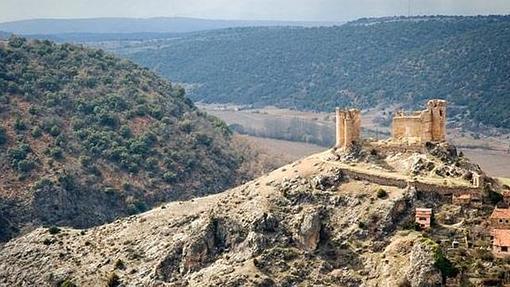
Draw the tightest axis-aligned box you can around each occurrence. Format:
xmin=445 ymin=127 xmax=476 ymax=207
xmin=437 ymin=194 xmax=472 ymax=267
xmin=0 ymin=37 xmax=268 ymax=241
xmin=127 ymin=15 xmax=510 ymax=129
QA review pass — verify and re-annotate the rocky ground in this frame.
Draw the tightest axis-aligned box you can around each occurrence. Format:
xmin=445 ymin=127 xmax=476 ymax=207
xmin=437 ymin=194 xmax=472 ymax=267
xmin=0 ymin=143 xmax=504 ymax=286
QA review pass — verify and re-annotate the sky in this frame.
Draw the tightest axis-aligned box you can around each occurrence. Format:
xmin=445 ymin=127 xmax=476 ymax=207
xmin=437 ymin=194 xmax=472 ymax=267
xmin=1 ymin=0 xmax=510 ymax=23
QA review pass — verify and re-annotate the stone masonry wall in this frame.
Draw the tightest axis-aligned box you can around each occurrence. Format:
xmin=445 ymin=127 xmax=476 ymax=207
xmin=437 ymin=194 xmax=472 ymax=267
xmin=336 ymin=108 xmax=361 ymax=149
xmin=392 ymin=100 xmax=447 ymax=144
xmin=340 ymin=167 xmax=481 ymax=196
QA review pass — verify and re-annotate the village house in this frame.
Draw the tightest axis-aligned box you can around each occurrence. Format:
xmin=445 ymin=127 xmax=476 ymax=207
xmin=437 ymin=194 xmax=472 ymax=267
xmin=491 ymin=229 xmax=510 ymax=258
xmin=415 ymin=208 xmax=432 ymax=229
xmin=452 ymin=193 xmax=482 ymax=207
xmin=490 ymin=208 xmax=510 ymax=229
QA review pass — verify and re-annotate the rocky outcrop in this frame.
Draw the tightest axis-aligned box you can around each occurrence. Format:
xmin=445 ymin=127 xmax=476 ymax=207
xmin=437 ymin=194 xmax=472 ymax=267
xmin=2 ymin=147 xmax=488 ymax=286
xmin=297 ymin=208 xmax=322 ymax=251
xmin=364 ymin=234 xmax=442 ymax=287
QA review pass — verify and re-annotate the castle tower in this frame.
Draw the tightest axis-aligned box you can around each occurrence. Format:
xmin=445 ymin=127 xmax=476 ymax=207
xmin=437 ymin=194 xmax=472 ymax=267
xmin=336 ymin=108 xmax=361 ymax=149
xmin=391 ymin=99 xmax=447 ymax=144
xmin=427 ymin=99 xmax=447 ymax=142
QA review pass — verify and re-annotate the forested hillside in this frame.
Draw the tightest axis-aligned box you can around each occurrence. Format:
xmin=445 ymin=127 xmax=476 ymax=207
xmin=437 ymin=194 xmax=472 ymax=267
xmin=127 ymin=16 xmax=510 ymax=129
xmin=0 ymin=37 xmax=263 ymax=241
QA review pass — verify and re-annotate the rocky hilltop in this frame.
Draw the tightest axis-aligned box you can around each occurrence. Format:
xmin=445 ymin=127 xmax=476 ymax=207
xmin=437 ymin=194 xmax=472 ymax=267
xmin=1 ymin=142 xmax=505 ymax=286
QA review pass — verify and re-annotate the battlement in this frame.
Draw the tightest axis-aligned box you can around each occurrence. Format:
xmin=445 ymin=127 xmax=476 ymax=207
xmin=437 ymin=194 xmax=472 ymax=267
xmin=334 ymin=99 xmax=447 ymax=149
xmin=335 ymin=108 xmax=361 ymax=149
xmin=392 ymin=99 xmax=447 ymax=144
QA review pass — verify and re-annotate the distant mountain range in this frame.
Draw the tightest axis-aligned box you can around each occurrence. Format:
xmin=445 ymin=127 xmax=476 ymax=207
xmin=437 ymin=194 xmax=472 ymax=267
xmin=122 ymin=15 xmax=510 ymax=129
xmin=0 ymin=17 xmax=343 ymax=35
xmin=2 ymin=16 xmax=509 ymax=130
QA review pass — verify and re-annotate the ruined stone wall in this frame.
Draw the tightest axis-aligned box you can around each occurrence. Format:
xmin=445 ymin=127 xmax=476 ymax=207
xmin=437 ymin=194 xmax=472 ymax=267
xmin=410 ymin=181 xmax=481 ymax=196
xmin=342 ymin=169 xmax=408 ymax=188
xmin=335 ymin=108 xmax=361 ymax=149
xmin=392 ymin=116 xmax=424 ymax=144
xmin=340 ymin=167 xmax=481 ymax=196
xmin=428 ymin=100 xmax=447 ymax=142
xmin=391 ymin=99 xmax=447 ymax=144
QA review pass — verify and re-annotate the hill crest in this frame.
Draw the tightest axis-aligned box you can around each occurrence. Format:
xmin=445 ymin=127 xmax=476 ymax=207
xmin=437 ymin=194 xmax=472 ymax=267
xmin=0 ymin=141 xmax=505 ymax=285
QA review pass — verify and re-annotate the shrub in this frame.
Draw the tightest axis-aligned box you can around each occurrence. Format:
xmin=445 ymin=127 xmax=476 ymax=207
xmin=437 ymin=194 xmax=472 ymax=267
xmin=32 ymin=177 xmax=54 ymax=190
xmin=402 ymin=220 xmax=422 ymax=231
xmin=71 ymin=117 xmax=86 ymax=130
xmin=122 ymin=182 xmax=131 ymax=191
xmin=8 ymin=35 xmax=26 ymax=48
xmin=28 ymin=106 xmax=39 ymax=115
xmin=433 ymin=247 xmax=458 ymax=279
xmin=8 ymin=144 xmax=30 ymax=161
xmin=17 ymin=159 xmax=36 ymax=173
xmin=58 ymin=279 xmax=77 ymax=287
xmin=14 ymin=117 xmax=27 ymax=131
xmin=79 ymin=155 xmax=92 ymax=167
xmin=376 ymin=188 xmax=388 ymax=199
xmin=49 ymin=125 xmax=61 ymax=137
xmin=195 ymin=133 xmax=212 ymax=146
xmin=126 ymin=199 xmax=148 ymax=215
xmin=0 ymin=127 xmax=7 ymax=145
xmin=58 ymin=173 xmax=76 ymax=191
xmin=149 ymin=105 xmax=163 ymax=120
xmin=487 ymin=189 xmax=503 ymax=205
xmin=145 ymin=157 xmax=159 ymax=172
xmin=114 ymin=259 xmax=125 ymax=270
xmin=134 ymin=104 xmax=148 ymax=116
xmin=97 ymin=111 xmax=119 ymax=127
xmin=119 ymin=125 xmax=132 ymax=138
xmin=48 ymin=226 xmax=61 ymax=235
xmin=31 ymin=126 xmax=43 ymax=138
xmin=49 ymin=146 xmax=64 ymax=159
xmin=55 ymin=134 xmax=67 ymax=147
xmin=163 ymin=171 xmax=177 ymax=183
xmin=141 ymin=132 xmax=157 ymax=146
xmin=106 ymin=273 xmax=120 ymax=287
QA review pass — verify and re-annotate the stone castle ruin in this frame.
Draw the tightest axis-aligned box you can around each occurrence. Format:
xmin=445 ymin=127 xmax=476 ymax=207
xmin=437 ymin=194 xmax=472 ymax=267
xmin=392 ymin=99 xmax=447 ymax=144
xmin=335 ymin=108 xmax=361 ymax=149
xmin=335 ymin=99 xmax=447 ymax=149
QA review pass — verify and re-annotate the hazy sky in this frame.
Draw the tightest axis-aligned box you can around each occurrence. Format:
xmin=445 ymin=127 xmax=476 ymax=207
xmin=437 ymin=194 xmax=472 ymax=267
xmin=1 ymin=0 xmax=510 ymax=22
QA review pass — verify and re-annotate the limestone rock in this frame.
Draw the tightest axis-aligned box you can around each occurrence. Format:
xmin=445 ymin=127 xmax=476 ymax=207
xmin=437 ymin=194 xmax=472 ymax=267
xmin=298 ymin=209 xmax=322 ymax=251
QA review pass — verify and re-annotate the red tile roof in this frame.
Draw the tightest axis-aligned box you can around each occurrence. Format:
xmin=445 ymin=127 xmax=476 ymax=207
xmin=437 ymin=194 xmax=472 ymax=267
xmin=492 ymin=229 xmax=510 ymax=246
xmin=416 ymin=208 xmax=432 ymax=215
xmin=490 ymin=208 xmax=510 ymax=219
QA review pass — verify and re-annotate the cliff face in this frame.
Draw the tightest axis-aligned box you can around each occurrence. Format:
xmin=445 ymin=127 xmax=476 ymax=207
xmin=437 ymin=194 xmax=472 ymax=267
xmin=0 ymin=147 xmax=458 ymax=287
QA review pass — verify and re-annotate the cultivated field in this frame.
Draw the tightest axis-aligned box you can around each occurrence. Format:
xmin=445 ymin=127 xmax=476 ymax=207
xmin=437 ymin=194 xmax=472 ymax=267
xmin=199 ymin=103 xmax=510 ymax=178
xmin=237 ymin=135 xmax=324 ymax=163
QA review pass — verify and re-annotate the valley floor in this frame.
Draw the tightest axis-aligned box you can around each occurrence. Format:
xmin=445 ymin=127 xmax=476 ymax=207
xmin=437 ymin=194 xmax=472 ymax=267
xmin=199 ymin=103 xmax=510 ymax=177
